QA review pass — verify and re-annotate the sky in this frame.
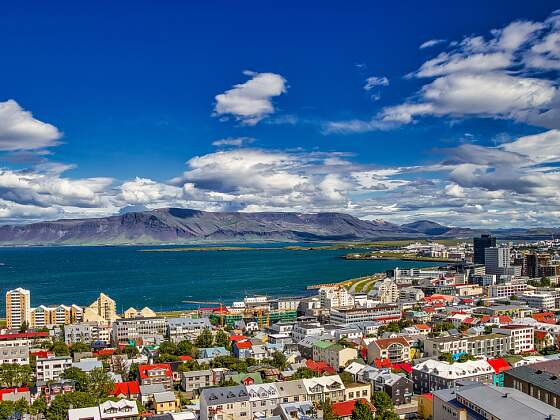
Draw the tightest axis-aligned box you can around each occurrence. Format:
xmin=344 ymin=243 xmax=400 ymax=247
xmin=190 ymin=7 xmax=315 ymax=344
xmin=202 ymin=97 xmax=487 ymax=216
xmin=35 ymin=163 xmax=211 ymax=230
xmin=0 ymin=1 xmax=559 ymax=228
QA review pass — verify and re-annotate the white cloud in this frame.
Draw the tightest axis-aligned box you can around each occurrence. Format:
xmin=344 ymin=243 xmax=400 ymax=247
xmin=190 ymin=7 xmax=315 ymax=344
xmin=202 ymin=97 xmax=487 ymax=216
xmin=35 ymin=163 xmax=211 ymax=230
xmin=0 ymin=100 xmax=62 ymax=151
xmin=364 ymin=76 xmax=389 ymax=91
xmin=211 ymin=137 xmax=255 ymax=147
xmin=213 ymin=71 xmax=287 ymax=125
xmin=419 ymin=39 xmax=446 ymax=49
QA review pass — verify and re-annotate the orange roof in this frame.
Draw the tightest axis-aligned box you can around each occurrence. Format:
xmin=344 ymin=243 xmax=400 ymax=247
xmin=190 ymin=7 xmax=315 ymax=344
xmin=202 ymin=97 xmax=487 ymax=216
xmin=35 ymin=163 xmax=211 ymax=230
xmin=306 ymin=359 xmax=336 ymax=375
xmin=535 ymin=331 xmax=550 ymax=340
xmin=0 ymin=388 xmax=29 ymax=400
xmin=235 ymin=340 xmax=252 ymax=349
xmin=138 ymin=364 xmax=172 ymax=380
xmin=95 ymin=348 xmax=116 ymax=356
xmin=415 ymin=324 xmax=431 ymax=330
xmin=373 ymin=336 xmax=409 ymax=349
xmin=229 ymin=335 xmax=247 ymax=342
xmin=112 ymin=381 xmax=140 ymax=396
xmin=332 ymin=399 xmax=375 ymax=417
xmin=179 ymin=355 xmax=193 ymax=361
xmin=421 ymin=393 xmax=433 ymax=400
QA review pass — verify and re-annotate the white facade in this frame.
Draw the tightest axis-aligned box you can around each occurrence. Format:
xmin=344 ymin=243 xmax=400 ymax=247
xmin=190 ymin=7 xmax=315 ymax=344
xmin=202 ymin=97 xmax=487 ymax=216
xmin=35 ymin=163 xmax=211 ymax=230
xmin=492 ymin=326 xmax=535 ymax=353
xmin=319 ymin=286 xmax=354 ymax=309
xmin=36 ymin=356 xmax=72 ymax=383
xmin=520 ymin=293 xmax=556 ymax=310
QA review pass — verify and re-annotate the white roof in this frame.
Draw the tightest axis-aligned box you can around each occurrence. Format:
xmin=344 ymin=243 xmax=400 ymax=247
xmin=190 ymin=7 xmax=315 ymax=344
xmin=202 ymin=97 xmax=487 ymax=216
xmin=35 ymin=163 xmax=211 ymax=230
xmin=344 ymin=362 xmax=368 ymax=375
xmin=302 ymin=375 xmax=344 ymax=394
xmin=246 ymin=384 xmax=279 ymax=401
xmin=413 ymin=359 xmax=493 ymax=379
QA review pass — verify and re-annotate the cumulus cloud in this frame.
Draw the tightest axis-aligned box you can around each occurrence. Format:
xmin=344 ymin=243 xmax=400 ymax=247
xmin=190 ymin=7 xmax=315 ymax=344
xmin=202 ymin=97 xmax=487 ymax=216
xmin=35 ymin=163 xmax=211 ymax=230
xmin=213 ymin=71 xmax=287 ymax=125
xmin=327 ymin=11 xmax=560 ymax=133
xmin=0 ymin=100 xmax=62 ymax=151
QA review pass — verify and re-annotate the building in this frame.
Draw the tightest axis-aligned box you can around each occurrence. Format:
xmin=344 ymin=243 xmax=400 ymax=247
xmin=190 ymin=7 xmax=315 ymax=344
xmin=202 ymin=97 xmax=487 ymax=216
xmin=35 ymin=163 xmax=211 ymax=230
xmin=432 ymin=381 xmax=560 ymax=420
xmin=312 ymin=341 xmax=358 ymax=369
xmin=525 ymin=254 xmax=540 ymax=278
xmin=29 ymin=304 xmax=83 ymax=327
xmin=111 ymin=317 xmax=167 ymax=344
xmin=246 ymin=383 xmax=279 ymax=418
xmin=64 ymin=322 xmax=111 ymax=345
xmin=123 ymin=307 xmax=157 ymax=319
xmin=167 ymin=317 xmax=212 ymax=342
xmin=367 ymin=337 xmax=410 ymax=364
xmin=399 ymin=287 xmax=425 ymax=302
xmin=474 ymin=234 xmax=496 ymax=265
xmin=492 ymin=325 xmax=534 ymax=353
xmin=138 ymin=364 xmax=173 ymax=390
xmin=520 ymin=292 xmax=556 ymax=310
xmin=83 ymin=292 xmax=118 ymax=324
xmin=5 ymin=288 xmax=31 ymax=330
xmin=0 ymin=331 xmax=49 ymax=348
xmin=68 ymin=399 xmax=139 ymax=420
xmin=153 ymin=391 xmax=179 ymax=414
xmin=484 ymin=246 xmax=511 ymax=276
xmin=180 ymin=369 xmax=212 ymax=396
xmin=503 ymin=360 xmax=560 ymax=409
xmin=319 ymin=286 xmax=354 ymax=309
xmin=330 ymin=306 xmax=402 ymax=325
xmin=422 ymin=333 xmax=512 ymax=358
xmin=368 ymin=279 xmax=399 ymax=304
xmin=0 ymin=345 xmax=29 ymax=365
xmin=412 ymin=359 xmax=494 ymax=394
xmin=35 ymin=356 xmax=72 ymax=384
xmin=332 ymin=399 xmax=375 ymax=420
xmin=488 ymin=282 xmax=529 ymax=298
xmin=302 ymin=375 xmax=345 ymax=403
xmin=200 ymin=385 xmax=251 ymax=420
xmin=292 ymin=321 xmax=325 ymax=342
xmin=360 ymin=367 xmax=413 ymax=405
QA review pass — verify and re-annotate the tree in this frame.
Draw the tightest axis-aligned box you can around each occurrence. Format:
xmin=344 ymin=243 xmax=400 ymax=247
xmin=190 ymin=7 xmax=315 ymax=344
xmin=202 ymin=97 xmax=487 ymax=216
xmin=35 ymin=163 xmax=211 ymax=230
xmin=70 ymin=342 xmax=91 ymax=355
xmin=47 ymin=392 xmax=98 ymax=420
xmin=339 ymin=371 xmax=354 ymax=385
xmin=271 ymin=351 xmax=287 ymax=370
xmin=62 ymin=367 xmax=89 ymax=391
xmin=214 ymin=330 xmax=229 ymax=348
xmin=123 ymin=345 xmax=139 ymax=358
xmin=291 ymin=367 xmax=318 ymax=379
xmin=0 ymin=364 xmax=33 ymax=387
xmin=351 ymin=399 xmax=374 ymax=420
xmin=371 ymin=391 xmax=393 ymax=417
xmin=195 ymin=329 xmax=213 ymax=348
xmin=177 ymin=340 xmax=198 ymax=357
xmin=50 ymin=341 xmax=70 ymax=356
xmin=30 ymin=396 xmax=47 ymax=416
xmin=88 ymin=368 xmax=115 ymax=400
xmin=112 ymin=355 xmax=127 ymax=377
xmin=128 ymin=362 xmax=139 ymax=381
xmin=158 ymin=341 xmax=178 ymax=356
xmin=219 ymin=377 xmax=237 ymax=386
xmin=157 ymin=353 xmax=180 ymax=362
xmin=438 ymin=353 xmax=454 ymax=363
xmin=0 ymin=401 xmax=16 ymax=419
xmin=18 ymin=321 xmax=29 ymax=333
xmin=321 ymin=398 xmax=339 ymax=420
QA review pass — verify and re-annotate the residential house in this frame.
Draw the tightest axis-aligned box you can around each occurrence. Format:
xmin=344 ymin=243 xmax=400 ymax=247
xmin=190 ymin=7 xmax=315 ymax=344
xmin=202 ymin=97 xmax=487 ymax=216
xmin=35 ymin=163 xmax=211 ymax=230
xmin=367 ymin=337 xmax=410 ymax=364
xmin=246 ymin=383 xmax=279 ymax=418
xmin=153 ymin=391 xmax=179 ymax=414
xmin=312 ymin=341 xmax=358 ymax=369
xmin=138 ymin=364 xmax=173 ymax=390
xmin=180 ymin=369 xmax=212 ymax=397
xmin=68 ymin=399 xmax=139 ymax=420
xmin=200 ymin=385 xmax=251 ymax=420
xmin=302 ymin=375 xmax=345 ymax=403
xmin=412 ymin=359 xmax=494 ymax=394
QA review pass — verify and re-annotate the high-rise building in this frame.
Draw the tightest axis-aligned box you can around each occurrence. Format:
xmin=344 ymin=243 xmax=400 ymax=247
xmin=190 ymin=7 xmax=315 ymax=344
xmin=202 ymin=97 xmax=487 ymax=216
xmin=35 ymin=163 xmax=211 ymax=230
xmin=484 ymin=246 xmax=510 ymax=276
xmin=473 ymin=234 xmax=496 ymax=265
xmin=525 ymin=253 xmax=539 ymax=278
xmin=5 ymin=288 xmax=31 ymax=330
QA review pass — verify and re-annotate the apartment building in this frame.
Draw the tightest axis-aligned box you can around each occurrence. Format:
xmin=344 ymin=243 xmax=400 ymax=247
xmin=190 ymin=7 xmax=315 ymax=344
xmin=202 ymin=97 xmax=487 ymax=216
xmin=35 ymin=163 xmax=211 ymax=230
xmin=488 ymin=282 xmax=529 ymax=298
xmin=138 ymin=364 xmax=173 ymax=390
xmin=368 ymin=279 xmax=399 ymax=304
xmin=330 ymin=306 xmax=402 ymax=325
xmin=492 ymin=325 xmax=534 ymax=354
xmin=399 ymin=287 xmax=425 ymax=302
xmin=167 ymin=317 xmax=212 ymax=343
xmin=83 ymin=292 xmax=119 ymax=324
xmin=292 ymin=321 xmax=325 ymax=342
xmin=35 ymin=356 xmax=72 ymax=384
xmin=412 ymin=359 xmax=494 ymax=394
xmin=432 ymin=382 xmax=560 ymax=420
xmin=246 ymin=384 xmax=279 ymax=418
xmin=0 ymin=331 xmax=49 ymax=348
xmin=362 ymin=368 xmax=413 ymax=406
xmin=503 ymin=360 xmax=560 ymax=409
xmin=320 ymin=286 xmax=354 ymax=309
xmin=64 ymin=322 xmax=111 ymax=345
xmin=180 ymin=369 xmax=212 ymax=396
xmin=30 ymin=304 xmax=84 ymax=328
xmin=367 ymin=337 xmax=410 ymax=364
xmin=111 ymin=317 xmax=167 ymax=344
xmin=423 ymin=333 xmax=511 ymax=358
xmin=520 ymin=293 xmax=556 ymax=310
xmin=5 ymin=288 xmax=31 ymax=330
xmin=302 ymin=375 xmax=345 ymax=403
xmin=0 ymin=345 xmax=29 ymax=365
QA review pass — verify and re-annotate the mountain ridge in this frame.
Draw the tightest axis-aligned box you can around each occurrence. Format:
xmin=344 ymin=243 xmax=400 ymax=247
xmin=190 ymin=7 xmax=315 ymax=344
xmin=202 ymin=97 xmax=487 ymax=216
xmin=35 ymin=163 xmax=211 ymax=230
xmin=0 ymin=208 xmax=557 ymax=245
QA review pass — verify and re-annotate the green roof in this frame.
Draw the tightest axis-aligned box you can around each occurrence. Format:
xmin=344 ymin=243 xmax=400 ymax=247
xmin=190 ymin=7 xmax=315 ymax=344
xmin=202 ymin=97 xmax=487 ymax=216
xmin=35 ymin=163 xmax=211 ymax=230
xmin=313 ymin=340 xmax=333 ymax=349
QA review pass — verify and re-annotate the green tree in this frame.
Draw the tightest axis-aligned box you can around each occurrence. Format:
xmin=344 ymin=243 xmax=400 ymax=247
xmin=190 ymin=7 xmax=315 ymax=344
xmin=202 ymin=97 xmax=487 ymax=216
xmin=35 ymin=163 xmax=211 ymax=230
xmin=50 ymin=341 xmax=70 ymax=356
xmin=351 ymin=399 xmax=374 ymax=420
xmin=157 ymin=353 xmax=180 ymax=362
xmin=62 ymin=367 xmax=89 ymax=391
xmin=291 ymin=367 xmax=318 ymax=379
xmin=372 ymin=391 xmax=394 ymax=417
xmin=128 ymin=362 xmax=139 ymax=381
xmin=158 ymin=341 xmax=178 ymax=355
xmin=0 ymin=364 xmax=33 ymax=387
xmin=321 ymin=398 xmax=339 ymax=420
xmin=438 ymin=353 xmax=454 ymax=363
xmin=271 ymin=351 xmax=287 ymax=370
xmin=18 ymin=321 xmax=29 ymax=333
xmin=70 ymin=342 xmax=91 ymax=355
xmin=339 ymin=371 xmax=354 ymax=385
xmin=177 ymin=340 xmax=198 ymax=357
xmin=376 ymin=411 xmax=400 ymax=420
xmin=47 ymin=392 xmax=98 ymax=420
xmin=123 ymin=345 xmax=139 ymax=358
xmin=178 ymin=359 xmax=203 ymax=372
xmin=195 ymin=329 xmax=213 ymax=348
xmin=214 ymin=330 xmax=229 ymax=348
xmin=30 ymin=396 xmax=48 ymax=415
xmin=87 ymin=368 xmax=115 ymax=400
xmin=0 ymin=401 xmax=15 ymax=418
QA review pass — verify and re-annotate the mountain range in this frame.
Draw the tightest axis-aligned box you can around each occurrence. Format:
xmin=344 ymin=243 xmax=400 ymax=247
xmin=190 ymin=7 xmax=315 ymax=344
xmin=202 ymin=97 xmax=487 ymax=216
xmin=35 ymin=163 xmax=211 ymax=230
xmin=0 ymin=208 xmax=557 ymax=245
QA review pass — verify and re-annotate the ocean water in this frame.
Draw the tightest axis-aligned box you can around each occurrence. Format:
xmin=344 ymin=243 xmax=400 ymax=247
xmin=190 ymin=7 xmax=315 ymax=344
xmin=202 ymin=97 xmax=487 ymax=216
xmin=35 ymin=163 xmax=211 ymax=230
xmin=0 ymin=245 xmax=435 ymax=315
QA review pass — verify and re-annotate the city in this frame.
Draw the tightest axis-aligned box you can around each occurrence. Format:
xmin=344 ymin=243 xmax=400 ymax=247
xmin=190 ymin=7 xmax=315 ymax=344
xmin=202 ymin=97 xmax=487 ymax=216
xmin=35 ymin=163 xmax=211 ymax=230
xmin=2 ymin=234 xmax=560 ymax=419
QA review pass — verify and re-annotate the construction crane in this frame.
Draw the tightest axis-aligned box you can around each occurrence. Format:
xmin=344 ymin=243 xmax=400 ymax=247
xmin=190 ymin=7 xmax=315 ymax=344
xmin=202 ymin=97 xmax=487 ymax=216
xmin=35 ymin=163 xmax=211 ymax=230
xmin=183 ymin=300 xmax=226 ymax=327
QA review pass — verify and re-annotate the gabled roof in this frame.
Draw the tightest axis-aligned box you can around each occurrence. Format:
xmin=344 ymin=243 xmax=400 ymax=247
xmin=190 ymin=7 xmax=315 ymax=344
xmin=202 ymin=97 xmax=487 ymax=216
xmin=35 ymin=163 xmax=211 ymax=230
xmin=332 ymin=399 xmax=374 ymax=417
xmin=372 ymin=336 xmax=410 ymax=349
xmin=138 ymin=363 xmax=172 ymax=379
xmin=112 ymin=381 xmax=140 ymax=396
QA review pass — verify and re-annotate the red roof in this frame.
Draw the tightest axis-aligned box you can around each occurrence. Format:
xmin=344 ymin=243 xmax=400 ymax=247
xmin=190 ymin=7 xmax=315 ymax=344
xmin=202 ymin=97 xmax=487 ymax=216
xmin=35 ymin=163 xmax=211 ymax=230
xmin=0 ymin=332 xmax=49 ymax=341
xmin=179 ymin=355 xmax=193 ymax=361
xmin=95 ymin=348 xmax=116 ymax=356
xmin=30 ymin=350 xmax=52 ymax=359
xmin=535 ymin=331 xmax=551 ymax=340
xmin=229 ymin=335 xmax=247 ymax=342
xmin=112 ymin=381 xmax=140 ymax=396
xmin=421 ymin=393 xmax=433 ymax=400
xmin=374 ymin=358 xmax=393 ymax=369
xmin=332 ymin=399 xmax=375 ymax=417
xmin=392 ymin=362 xmax=412 ymax=374
xmin=235 ymin=340 xmax=252 ymax=350
xmin=138 ymin=364 xmax=172 ymax=380
xmin=0 ymin=388 xmax=29 ymax=400
xmin=306 ymin=359 xmax=336 ymax=375
xmin=487 ymin=358 xmax=511 ymax=373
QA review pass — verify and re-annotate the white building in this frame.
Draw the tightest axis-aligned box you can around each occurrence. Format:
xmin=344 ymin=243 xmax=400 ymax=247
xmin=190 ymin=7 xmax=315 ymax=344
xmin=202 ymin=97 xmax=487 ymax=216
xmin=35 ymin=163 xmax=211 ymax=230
xmin=492 ymin=325 xmax=534 ymax=353
xmin=520 ymin=293 xmax=556 ymax=310
xmin=368 ymin=279 xmax=399 ymax=304
xmin=488 ymin=281 xmax=529 ymax=298
xmin=319 ymin=286 xmax=354 ymax=309
xmin=292 ymin=322 xmax=325 ymax=342
xmin=35 ymin=356 xmax=72 ymax=383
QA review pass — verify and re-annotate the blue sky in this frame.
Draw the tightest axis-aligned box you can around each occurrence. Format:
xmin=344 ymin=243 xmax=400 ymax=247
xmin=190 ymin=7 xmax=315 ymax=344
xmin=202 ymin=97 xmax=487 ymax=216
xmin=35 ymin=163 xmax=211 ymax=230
xmin=0 ymin=1 xmax=559 ymax=227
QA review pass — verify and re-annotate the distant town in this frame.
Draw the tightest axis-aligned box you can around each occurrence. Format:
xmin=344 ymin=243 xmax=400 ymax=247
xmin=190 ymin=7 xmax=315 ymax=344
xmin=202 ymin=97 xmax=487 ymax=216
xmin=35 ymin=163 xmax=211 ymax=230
xmin=2 ymin=234 xmax=560 ymax=420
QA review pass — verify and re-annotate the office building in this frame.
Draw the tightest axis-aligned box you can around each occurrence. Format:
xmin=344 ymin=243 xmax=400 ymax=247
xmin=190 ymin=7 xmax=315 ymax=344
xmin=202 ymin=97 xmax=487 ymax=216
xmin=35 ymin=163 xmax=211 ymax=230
xmin=5 ymin=288 xmax=31 ymax=330
xmin=484 ymin=246 xmax=511 ymax=276
xmin=473 ymin=234 xmax=496 ymax=265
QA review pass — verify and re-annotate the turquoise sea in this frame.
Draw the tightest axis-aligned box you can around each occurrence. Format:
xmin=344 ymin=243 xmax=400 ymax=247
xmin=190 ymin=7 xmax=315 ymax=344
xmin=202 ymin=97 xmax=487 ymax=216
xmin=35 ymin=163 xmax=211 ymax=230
xmin=0 ymin=244 xmax=435 ymax=315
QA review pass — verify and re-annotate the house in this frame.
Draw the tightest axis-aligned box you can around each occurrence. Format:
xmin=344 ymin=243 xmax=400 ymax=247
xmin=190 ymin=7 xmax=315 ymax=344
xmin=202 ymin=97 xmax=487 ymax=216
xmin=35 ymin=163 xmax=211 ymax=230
xmin=331 ymin=399 xmax=375 ymax=420
xmin=225 ymin=372 xmax=263 ymax=386
xmin=278 ymin=401 xmax=316 ymax=420
xmin=68 ymin=399 xmax=139 ymax=420
xmin=276 ymin=379 xmax=307 ymax=404
xmin=72 ymin=357 xmax=103 ymax=372
xmin=417 ymin=393 xmax=433 ymax=419
xmin=312 ymin=341 xmax=358 ymax=369
xmin=200 ymin=385 xmax=251 ymax=420
xmin=534 ymin=330 xmax=555 ymax=351
xmin=503 ymin=360 xmax=560 ymax=409
xmin=246 ymin=384 xmax=279 ymax=418
xmin=302 ymin=375 xmax=345 ymax=403
xmin=198 ymin=346 xmax=229 ymax=360
xmin=412 ymin=359 xmax=494 ymax=394
xmin=112 ymin=381 xmax=140 ymax=400
xmin=362 ymin=368 xmax=413 ymax=405
xmin=139 ymin=384 xmax=167 ymax=406
xmin=153 ymin=391 xmax=179 ymax=414
xmin=367 ymin=337 xmax=410 ymax=364
xmin=305 ymin=359 xmax=336 ymax=375
xmin=180 ymin=369 xmax=212 ymax=397
xmin=138 ymin=364 xmax=173 ymax=390
xmin=344 ymin=383 xmax=371 ymax=401
xmin=0 ymin=388 xmax=30 ymax=403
